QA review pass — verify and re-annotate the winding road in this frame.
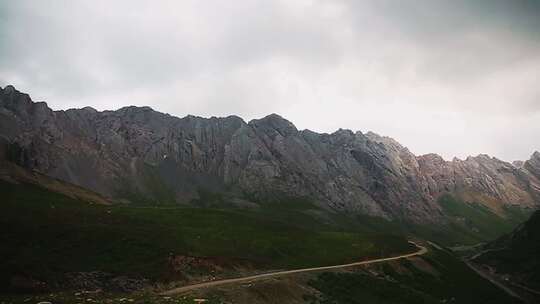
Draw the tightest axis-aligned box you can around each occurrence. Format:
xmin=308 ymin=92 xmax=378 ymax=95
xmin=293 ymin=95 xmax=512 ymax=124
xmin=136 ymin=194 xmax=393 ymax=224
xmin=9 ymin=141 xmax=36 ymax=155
xmin=161 ymin=241 xmax=427 ymax=295
xmin=464 ymin=261 xmax=523 ymax=301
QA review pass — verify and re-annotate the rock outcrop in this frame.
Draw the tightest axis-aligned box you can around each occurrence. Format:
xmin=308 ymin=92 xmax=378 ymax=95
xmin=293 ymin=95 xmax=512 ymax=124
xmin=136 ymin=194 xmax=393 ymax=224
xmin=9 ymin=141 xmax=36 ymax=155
xmin=1 ymin=85 xmax=539 ymax=222
xmin=418 ymin=153 xmax=540 ymax=213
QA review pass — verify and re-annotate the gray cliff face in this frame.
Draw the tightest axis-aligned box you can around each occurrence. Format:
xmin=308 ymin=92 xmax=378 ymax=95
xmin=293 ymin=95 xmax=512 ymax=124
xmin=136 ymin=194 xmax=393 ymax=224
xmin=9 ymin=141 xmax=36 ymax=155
xmin=1 ymin=85 xmax=539 ymax=222
xmin=524 ymin=151 xmax=540 ymax=180
xmin=417 ymin=153 xmax=540 ymax=210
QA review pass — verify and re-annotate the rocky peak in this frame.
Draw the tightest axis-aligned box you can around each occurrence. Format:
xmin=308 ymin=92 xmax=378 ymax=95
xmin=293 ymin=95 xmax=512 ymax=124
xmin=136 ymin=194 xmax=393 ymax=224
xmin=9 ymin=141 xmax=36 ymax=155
xmin=1 ymin=85 xmax=22 ymax=100
xmin=81 ymin=106 xmax=98 ymax=113
xmin=221 ymin=115 xmax=246 ymax=125
xmin=0 ymin=85 xmax=38 ymax=122
xmin=524 ymin=151 xmax=540 ymax=179
xmin=467 ymin=154 xmax=491 ymax=162
xmin=332 ymin=128 xmax=355 ymax=139
xmin=117 ymin=105 xmax=155 ymax=114
xmin=249 ymin=113 xmax=297 ymax=137
xmin=512 ymin=160 xmax=525 ymax=168
xmin=2 ymin=85 xmax=17 ymax=94
xmin=1 ymin=85 xmax=539 ymax=223
xmin=417 ymin=153 xmax=445 ymax=165
xmin=178 ymin=115 xmax=246 ymax=135
xmin=364 ymin=131 xmax=381 ymax=140
xmin=365 ymin=131 xmax=405 ymax=151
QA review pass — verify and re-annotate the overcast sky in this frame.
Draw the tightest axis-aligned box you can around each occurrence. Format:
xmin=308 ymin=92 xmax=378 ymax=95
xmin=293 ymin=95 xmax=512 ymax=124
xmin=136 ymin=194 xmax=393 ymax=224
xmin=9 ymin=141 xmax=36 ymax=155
xmin=1 ymin=0 xmax=539 ymax=161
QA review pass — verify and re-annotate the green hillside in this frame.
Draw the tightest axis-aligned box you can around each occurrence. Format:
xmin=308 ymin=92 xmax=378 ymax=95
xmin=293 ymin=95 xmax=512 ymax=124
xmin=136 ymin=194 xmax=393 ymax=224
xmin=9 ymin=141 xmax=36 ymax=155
xmin=432 ymin=194 xmax=530 ymax=245
xmin=0 ymin=180 xmax=413 ymax=292
xmin=474 ymin=210 xmax=540 ymax=290
xmin=308 ymin=247 xmax=520 ymax=304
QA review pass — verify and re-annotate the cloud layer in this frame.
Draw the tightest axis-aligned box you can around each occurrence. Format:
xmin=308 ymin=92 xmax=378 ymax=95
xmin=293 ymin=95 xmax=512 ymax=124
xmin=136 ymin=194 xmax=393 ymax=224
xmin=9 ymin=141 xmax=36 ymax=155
xmin=1 ymin=0 xmax=539 ymax=161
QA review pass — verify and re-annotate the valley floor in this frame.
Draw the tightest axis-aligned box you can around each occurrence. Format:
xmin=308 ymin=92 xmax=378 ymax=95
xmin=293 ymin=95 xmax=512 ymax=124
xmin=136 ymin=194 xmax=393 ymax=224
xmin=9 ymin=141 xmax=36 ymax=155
xmin=2 ymin=245 xmax=522 ymax=304
xmin=160 ymin=242 xmax=427 ymax=296
xmin=0 ymin=179 xmax=530 ymax=303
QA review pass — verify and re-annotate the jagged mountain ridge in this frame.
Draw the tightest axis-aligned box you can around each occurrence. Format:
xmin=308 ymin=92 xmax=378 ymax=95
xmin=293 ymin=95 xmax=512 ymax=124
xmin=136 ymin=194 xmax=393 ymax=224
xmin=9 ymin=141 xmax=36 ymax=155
xmin=1 ymin=85 xmax=539 ymax=222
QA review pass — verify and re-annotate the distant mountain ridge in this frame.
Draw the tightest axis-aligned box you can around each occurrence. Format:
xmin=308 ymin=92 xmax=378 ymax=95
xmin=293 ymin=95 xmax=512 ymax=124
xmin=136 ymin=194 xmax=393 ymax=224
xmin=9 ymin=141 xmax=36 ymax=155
xmin=1 ymin=85 xmax=539 ymax=222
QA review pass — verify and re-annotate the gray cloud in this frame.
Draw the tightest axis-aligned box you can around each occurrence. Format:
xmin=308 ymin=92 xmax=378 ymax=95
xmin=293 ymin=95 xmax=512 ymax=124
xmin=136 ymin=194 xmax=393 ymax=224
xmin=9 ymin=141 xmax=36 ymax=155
xmin=0 ymin=0 xmax=539 ymax=161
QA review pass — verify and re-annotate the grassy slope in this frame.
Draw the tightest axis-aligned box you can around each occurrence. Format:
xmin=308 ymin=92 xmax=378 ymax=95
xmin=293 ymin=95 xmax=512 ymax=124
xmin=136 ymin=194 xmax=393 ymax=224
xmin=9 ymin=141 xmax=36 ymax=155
xmin=108 ymin=158 xmax=533 ymax=247
xmin=475 ymin=210 xmax=540 ymax=290
xmin=0 ymin=181 xmax=413 ymax=291
xmin=117 ymin=165 xmax=532 ymax=247
xmin=407 ymin=194 xmax=531 ymax=246
xmin=308 ymin=247 xmax=520 ymax=304
xmin=439 ymin=194 xmax=529 ymax=239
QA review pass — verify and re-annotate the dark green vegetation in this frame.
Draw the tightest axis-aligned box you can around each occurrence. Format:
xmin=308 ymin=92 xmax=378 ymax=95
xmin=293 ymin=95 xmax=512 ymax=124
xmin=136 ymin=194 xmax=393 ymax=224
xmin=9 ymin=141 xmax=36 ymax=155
xmin=329 ymin=194 xmax=533 ymax=248
xmin=414 ymin=194 xmax=531 ymax=246
xmin=475 ymin=210 xmax=540 ymax=290
xmin=114 ymin=163 xmax=178 ymax=205
xmin=1 ymin=170 xmax=533 ymax=302
xmin=1 ymin=290 xmax=224 ymax=304
xmin=0 ymin=180 xmax=413 ymax=292
xmin=308 ymin=247 xmax=520 ymax=304
xmin=114 ymin=160 xmax=230 ymax=206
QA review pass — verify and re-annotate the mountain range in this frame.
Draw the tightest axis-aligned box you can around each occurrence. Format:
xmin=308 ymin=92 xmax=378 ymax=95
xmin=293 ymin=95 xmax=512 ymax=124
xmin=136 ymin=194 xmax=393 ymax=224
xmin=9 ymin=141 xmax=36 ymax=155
xmin=1 ymin=84 xmax=539 ymax=223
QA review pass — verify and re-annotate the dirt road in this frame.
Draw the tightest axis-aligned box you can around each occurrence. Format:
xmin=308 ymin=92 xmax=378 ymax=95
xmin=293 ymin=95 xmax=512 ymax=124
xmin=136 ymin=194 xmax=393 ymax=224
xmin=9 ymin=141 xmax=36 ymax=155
xmin=464 ymin=261 xmax=523 ymax=301
xmin=161 ymin=242 xmax=427 ymax=295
